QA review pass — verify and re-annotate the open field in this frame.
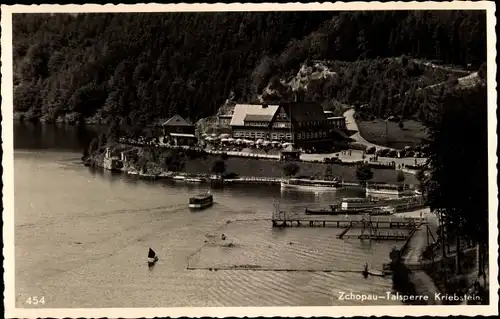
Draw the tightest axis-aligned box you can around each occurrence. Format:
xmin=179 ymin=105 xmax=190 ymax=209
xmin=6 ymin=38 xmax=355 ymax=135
xmin=184 ymin=155 xmax=418 ymax=185
xmin=357 ymin=120 xmax=428 ymax=149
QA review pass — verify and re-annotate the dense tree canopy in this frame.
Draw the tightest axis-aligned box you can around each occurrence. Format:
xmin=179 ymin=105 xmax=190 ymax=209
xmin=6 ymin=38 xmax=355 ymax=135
xmin=13 ymin=11 xmax=486 ymax=125
xmin=425 ymin=83 xmax=488 ymax=246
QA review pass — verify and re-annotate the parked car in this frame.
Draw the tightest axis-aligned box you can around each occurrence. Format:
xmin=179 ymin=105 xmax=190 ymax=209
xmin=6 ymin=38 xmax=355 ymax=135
xmin=377 ymin=148 xmax=390 ymax=157
xmin=387 ymin=150 xmax=399 ymax=158
xmin=365 ymin=146 xmax=376 ymax=154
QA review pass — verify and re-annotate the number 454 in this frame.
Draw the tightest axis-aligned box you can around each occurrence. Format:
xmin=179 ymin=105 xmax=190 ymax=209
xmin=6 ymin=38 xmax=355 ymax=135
xmin=26 ymin=296 xmax=45 ymax=305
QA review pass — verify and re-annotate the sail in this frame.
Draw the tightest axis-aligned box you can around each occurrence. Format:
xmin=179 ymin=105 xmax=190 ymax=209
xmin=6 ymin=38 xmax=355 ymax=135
xmin=148 ymin=248 xmax=156 ymax=259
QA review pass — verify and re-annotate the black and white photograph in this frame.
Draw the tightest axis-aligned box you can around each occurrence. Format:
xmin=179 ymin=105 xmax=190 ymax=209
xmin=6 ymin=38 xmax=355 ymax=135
xmin=1 ymin=2 xmax=497 ymax=317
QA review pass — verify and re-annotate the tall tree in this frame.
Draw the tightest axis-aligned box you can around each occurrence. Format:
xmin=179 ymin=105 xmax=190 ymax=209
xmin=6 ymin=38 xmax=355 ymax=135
xmin=425 ymin=83 xmax=488 ymax=277
xmin=355 ymin=164 xmax=373 ymax=185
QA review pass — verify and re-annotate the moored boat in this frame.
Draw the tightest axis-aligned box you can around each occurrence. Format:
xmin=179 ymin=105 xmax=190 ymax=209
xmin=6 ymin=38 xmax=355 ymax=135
xmin=305 ymin=197 xmax=401 ymax=216
xmin=185 ymin=177 xmax=204 ymax=183
xmin=365 ymin=183 xmax=414 ymax=197
xmin=370 ymin=206 xmax=395 ymax=215
xmin=305 ymin=205 xmax=377 ymax=215
xmin=305 ymin=207 xmax=339 ymax=215
xmin=340 ymin=197 xmax=380 ymax=210
xmin=189 ymin=192 xmax=214 ymax=209
xmin=173 ymin=175 xmax=186 ymax=181
xmin=367 ymin=269 xmax=386 ymax=277
xmin=281 ymin=178 xmax=342 ymax=192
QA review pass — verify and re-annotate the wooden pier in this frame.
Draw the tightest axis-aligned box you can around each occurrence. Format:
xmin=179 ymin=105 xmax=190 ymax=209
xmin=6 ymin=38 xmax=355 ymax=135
xmin=271 ymin=213 xmax=422 ymax=229
xmin=271 ymin=206 xmax=424 ymax=241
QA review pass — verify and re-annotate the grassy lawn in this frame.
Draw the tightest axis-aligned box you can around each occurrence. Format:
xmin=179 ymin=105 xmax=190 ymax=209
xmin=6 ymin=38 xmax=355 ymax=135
xmin=185 ymin=156 xmax=418 ymax=185
xmin=357 ymin=119 xmax=428 ymax=149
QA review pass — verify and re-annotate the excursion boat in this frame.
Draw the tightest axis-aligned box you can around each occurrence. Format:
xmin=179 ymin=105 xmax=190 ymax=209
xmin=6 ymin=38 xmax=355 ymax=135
xmin=189 ymin=192 xmax=214 ymax=209
xmin=365 ymin=183 xmax=413 ymax=197
xmin=281 ymin=178 xmax=342 ymax=192
xmin=304 ymin=205 xmax=374 ymax=215
xmin=305 ymin=206 xmax=343 ymax=215
xmin=305 ymin=205 xmax=393 ymax=216
xmin=305 ymin=197 xmax=398 ymax=215
xmin=340 ymin=197 xmax=381 ymax=210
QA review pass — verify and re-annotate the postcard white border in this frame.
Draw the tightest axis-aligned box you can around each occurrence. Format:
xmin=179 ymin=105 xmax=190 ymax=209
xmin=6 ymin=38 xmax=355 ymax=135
xmin=1 ymin=2 xmax=498 ymax=318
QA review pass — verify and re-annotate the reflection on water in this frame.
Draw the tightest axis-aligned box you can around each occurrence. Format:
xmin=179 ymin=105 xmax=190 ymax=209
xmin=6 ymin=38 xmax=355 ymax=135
xmin=14 ymin=122 xmax=101 ymax=151
xmin=13 ymin=124 xmax=402 ymax=307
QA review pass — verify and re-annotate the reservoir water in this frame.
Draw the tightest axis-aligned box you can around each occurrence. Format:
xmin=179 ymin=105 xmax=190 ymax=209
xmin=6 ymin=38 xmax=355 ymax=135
xmin=13 ymin=123 xmax=402 ymax=307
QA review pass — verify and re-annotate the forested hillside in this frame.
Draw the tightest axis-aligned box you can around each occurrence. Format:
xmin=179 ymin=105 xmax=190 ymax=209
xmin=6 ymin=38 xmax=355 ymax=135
xmin=12 ymin=11 xmax=486 ymax=125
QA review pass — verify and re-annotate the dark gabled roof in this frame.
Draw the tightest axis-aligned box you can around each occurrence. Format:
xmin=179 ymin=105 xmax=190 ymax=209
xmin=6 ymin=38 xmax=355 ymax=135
xmin=280 ymin=102 xmax=327 ymax=122
xmin=162 ymin=114 xmax=193 ymax=127
xmin=244 ymin=114 xmax=274 ymax=122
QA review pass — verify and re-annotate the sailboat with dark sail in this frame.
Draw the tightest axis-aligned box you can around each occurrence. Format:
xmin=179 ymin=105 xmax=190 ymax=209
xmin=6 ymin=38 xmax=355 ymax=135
xmin=148 ymin=247 xmax=159 ymax=266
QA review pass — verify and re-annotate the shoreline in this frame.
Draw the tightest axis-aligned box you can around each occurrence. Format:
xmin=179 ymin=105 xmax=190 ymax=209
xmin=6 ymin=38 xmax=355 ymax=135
xmin=394 ymin=209 xmax=443 ymax=305
xmin=88 ymin=154 xmax=419 ymax=191
xmin=85 ymin=142 xmax=421 ymax=186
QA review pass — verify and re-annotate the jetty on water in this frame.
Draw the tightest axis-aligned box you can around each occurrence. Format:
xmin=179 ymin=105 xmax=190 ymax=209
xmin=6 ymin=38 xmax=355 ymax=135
xmin=271 ymin=205 xmax=425 ymax=241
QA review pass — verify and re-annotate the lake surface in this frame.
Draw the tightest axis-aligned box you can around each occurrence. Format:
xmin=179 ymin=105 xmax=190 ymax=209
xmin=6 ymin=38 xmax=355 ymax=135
xmin=13 ymin=123 xmax=402 ymax=307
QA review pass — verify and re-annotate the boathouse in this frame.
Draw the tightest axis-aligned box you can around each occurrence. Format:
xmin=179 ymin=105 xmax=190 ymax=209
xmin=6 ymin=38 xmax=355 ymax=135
xmin=103 ymin=147 xmax=124 ymax=171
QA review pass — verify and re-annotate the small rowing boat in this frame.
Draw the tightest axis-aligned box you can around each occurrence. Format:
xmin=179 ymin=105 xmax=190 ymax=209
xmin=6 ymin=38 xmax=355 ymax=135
xmin=367 ymin=269 xmax=386 ymax=277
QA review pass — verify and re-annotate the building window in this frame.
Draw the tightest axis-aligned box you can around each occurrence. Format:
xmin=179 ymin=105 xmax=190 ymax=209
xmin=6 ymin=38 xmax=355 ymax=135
xmin=272 ymin=133 xmax=278 ymax=140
